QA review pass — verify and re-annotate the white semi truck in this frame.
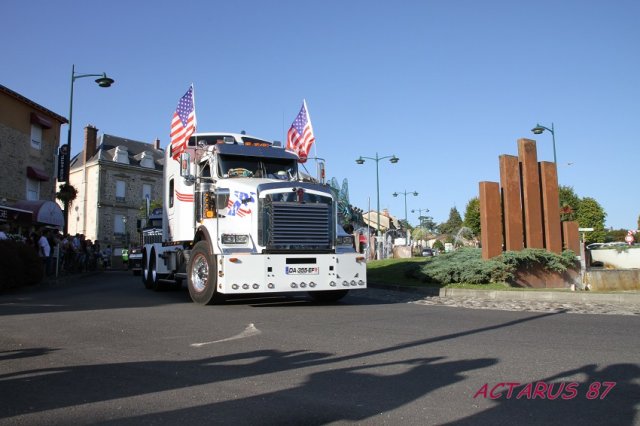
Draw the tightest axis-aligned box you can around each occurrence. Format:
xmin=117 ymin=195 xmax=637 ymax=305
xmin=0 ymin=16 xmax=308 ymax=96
xmin=140 ymin=132 xmax=367 ymax=304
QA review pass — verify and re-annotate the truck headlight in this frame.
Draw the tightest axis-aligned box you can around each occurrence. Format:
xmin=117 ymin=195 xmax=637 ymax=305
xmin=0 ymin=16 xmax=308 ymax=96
xmin=221 ymin=234 xmax=250 ymax=244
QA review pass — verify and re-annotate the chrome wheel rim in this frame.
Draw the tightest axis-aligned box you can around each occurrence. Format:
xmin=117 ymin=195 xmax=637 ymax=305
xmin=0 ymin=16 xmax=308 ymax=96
xmin=191 ymin=253 xmax=208 ymax=292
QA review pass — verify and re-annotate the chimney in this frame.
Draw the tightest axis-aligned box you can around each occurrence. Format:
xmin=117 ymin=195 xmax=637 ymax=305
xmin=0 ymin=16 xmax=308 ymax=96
xmin=84 ymin=125 xmax=98 ymax=164
xmin=154 ymin=138 xmax=161 ymax=150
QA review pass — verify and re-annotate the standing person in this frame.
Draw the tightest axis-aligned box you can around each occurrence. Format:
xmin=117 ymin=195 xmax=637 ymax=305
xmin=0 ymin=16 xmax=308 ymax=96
xmin=122 ymin=247 xmax=129 ymax=269
xmin=38 ymin=229 xmax=52 ymax=276
xmin=0 ymin=223 xmax=9 ymax=240
xmin=103 ymin=245 xmax=112 ymax=269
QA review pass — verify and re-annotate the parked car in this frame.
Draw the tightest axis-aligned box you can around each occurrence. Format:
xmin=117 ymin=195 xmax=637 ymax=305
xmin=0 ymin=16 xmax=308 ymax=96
xmin=421 ymin=248 xmax=434 ymax=257
xmin=129 ymin=246 xmax=143 ymax=275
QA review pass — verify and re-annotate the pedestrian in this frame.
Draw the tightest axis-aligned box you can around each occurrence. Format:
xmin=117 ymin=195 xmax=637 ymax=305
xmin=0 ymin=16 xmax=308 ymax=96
xmin=103 ymin=245 xmax=112 ymax=269
xmin=38 ymin=229 xmax=52 ymax=276
xmin=122 ymin=247 xmax=129 ymax=269
xmin=0 ymin=223 xmax=9 ymax=240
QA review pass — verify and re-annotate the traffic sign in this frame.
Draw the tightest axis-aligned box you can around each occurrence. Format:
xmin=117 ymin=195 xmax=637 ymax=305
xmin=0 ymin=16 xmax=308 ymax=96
xmin=578 ymin=227 xmax=594 ymax=232
xmin=625 ymin=234 xmax=635 ymax=243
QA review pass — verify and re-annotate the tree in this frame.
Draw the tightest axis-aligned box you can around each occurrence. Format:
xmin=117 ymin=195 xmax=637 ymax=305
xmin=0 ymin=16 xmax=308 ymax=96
xmin=576 ymin=197 xmax=607 ymax=243
xmin=138 ymin=198 xmax=162 ymax=219
xmin=419 ymin=215 xmax=438 ymax=233
xmin=438 ymin=207 xmax=463 ymax=236
xmin=463 ymin=197 xmax=481 ymax=237
xmin=605 ymin=228 xmax=628 ymax=243
xmin=558 ymin=185 xmax=580 ymax=222
xmin=411 ymin=227 xmax=430 ymax=243
xmin=398 ymin=219 xmax=412 ymax=230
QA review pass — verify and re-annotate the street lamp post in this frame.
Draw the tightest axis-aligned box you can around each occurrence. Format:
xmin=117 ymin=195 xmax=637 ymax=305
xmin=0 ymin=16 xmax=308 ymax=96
xmin=531 ymin=122 xmax=556 ymax=164
xmin=355 ymin=153 xmax=399 ymax=259
xmin=392 ymin=190 xmax=418 ymax=223
xmin=62 ymin=64 xmax=115 ymax=234
xmin=412 ymin=208 xmax=430 ymax=227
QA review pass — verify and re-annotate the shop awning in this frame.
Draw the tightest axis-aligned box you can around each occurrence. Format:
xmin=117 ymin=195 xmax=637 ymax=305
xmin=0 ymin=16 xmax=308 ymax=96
xmin=0 ymin=204 xmax=33 ymax=224
xmin=27 ymin=166 xmax=50 ymax=181
xmin=11 ymin=200 xmax=63 ymax=228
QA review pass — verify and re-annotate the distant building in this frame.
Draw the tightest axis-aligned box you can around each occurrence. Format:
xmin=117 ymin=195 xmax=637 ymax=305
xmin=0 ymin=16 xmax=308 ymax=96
xmin=0 ymin=84 xmax=67 ymax=229
xmin=68 ymin=125 xmax=164 ymax=248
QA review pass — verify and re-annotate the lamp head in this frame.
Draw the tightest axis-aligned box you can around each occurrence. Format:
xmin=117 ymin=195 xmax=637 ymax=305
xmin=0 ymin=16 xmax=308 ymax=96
xmin=531 ymin=124 xmax=545 ymax=135
xmin=355 ymin=157 xmax=365 ymax=165
xmin=413 ymin=191 xmax=418 ymax=196
xmin=95 ymin=74 xmax=114 ymax=88
xmin=392 ymin=192 xmax=398 ymax=197
xmin=389 ymin=155 xmax=399 ymax=163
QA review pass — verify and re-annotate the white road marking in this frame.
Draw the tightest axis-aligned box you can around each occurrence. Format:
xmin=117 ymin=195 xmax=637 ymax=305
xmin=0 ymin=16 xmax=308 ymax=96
xmin=190 ymin=323 xmax=261 ymax=347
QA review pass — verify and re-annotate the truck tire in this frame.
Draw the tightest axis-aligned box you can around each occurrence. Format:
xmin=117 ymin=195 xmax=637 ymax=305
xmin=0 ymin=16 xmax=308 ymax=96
xmin=142 ymin=250 xmax=152 ymax=289
xmin=188 ymin=241 xmax=223 ymax=305
xmin=148 ymin=250 xmax=162 ymax=291
xmin=308 ymin=290 xmax=349 ymax=303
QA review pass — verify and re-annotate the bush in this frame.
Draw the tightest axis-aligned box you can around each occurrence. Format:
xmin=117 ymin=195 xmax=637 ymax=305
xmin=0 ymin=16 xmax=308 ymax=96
xmin=499 ymin=248 xmax=576 ymax=273
xmin=411 ymin=247 xmax=576 ymax=285
xmin=0 ymin=240 xmax=43 ymax=290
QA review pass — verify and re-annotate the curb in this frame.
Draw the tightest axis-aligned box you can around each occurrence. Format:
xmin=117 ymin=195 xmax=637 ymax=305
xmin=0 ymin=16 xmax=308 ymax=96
xmin=368 ymin=282 xmax=640 ymax=305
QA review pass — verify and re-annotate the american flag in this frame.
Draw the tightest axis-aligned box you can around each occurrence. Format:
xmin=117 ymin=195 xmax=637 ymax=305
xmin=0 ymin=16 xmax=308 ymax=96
xmin=286 ymin=100 xmax=315 ymax=163
xmin=170 ymin=85 xmax=196 ymax=160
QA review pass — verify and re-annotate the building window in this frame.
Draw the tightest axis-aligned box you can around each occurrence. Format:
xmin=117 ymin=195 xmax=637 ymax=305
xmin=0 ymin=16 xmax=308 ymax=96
xmin=26 ymin=178 xmax=40 ymax=200
xmin=116 ymin=180 xmax=126 ymax=202
xmin=31 ymin=124 xmax=43 ymax=150
xmin=142 ymin=184 xmax=152 ymax=201
xmin=114 ymin=214 xmax=125 ymax=235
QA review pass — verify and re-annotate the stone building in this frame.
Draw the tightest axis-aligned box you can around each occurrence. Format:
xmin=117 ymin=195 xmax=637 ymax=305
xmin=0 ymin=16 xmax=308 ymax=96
xmin=69 ymin=125 xmax=164 ymax=249
xmin=0 ymin=84 xmax=67 ymax=229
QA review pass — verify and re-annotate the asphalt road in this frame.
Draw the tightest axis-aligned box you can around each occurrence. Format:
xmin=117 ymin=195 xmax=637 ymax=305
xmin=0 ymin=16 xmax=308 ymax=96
xmin=1 ymin=271 xmax=639 ymax=425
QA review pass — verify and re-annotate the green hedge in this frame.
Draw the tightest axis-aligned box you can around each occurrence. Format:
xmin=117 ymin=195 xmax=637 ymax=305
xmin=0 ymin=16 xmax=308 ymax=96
xmin=0 ymin=240 xmax=43 ymax=290
xmin=411 ymin=247 xmax=576 ymax=285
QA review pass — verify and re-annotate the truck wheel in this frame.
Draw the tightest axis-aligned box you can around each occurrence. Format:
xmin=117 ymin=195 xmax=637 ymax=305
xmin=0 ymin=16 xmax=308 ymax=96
xmin=308 ymin=290 xmax=349 ymax=303
xmin=188 ymin=241 xmax=223 ymax=305
xmin=149 ymin=250 xmax=162 ymax=291
xmin=142 ymin=250 xmax=152 ymax=289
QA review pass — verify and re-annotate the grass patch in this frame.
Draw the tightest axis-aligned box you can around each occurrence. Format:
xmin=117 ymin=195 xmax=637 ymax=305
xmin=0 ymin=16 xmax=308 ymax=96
xmin=366 ymin=257 xmax=429 ymax=286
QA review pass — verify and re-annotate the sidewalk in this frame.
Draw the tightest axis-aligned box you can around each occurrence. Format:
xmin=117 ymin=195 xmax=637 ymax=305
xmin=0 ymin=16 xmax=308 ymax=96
xmin=369 ymin=282 xmax=640 ymax=305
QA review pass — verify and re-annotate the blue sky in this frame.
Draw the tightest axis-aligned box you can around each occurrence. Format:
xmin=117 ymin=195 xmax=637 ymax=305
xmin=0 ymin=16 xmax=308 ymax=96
xmin=3 ymin=0 xmax=639 ymax=230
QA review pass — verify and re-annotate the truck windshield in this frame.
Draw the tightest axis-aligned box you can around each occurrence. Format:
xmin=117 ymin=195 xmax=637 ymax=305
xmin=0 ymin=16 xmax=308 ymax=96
xmin=218 ymin=154 xmax=298 ymax=180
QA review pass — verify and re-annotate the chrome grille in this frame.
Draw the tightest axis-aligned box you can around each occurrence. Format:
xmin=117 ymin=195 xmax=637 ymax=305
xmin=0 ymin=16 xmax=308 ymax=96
xmin=267 ymin=201 xmax=331 ymax=250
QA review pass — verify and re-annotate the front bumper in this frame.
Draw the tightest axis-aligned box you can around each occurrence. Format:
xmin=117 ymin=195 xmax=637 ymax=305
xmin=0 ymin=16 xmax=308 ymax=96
xmin=217 ymin=253 xmax=366 ymax=294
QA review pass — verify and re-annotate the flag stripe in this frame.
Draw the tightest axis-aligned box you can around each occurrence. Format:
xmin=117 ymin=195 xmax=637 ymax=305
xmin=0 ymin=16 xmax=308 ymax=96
xmin=170 ymin=86 xmax=196 ymax=160
xmin=286 ymin=101 xmax=315 ymax=163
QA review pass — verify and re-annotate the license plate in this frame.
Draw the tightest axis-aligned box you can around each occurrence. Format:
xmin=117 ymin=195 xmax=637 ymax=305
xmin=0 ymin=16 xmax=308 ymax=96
xmin=285 ymin=266 xmax=319 ymax=275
